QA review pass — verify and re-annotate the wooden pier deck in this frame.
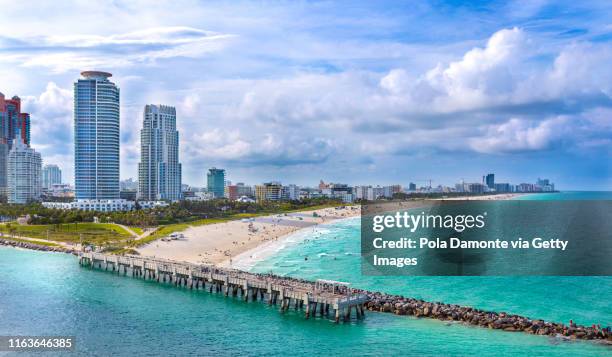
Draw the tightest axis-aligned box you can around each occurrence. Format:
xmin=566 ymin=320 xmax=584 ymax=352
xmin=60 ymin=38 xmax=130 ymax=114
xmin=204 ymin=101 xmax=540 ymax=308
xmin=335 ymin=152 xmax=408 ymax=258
xmin=79 ymin=252 xmax=368 ymax=322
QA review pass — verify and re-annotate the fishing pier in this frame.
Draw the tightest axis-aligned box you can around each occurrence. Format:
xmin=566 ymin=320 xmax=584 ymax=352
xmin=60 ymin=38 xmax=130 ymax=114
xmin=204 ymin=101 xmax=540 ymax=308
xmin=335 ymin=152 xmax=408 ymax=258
xmin=78 ymin=252 xmax=368 ymax=323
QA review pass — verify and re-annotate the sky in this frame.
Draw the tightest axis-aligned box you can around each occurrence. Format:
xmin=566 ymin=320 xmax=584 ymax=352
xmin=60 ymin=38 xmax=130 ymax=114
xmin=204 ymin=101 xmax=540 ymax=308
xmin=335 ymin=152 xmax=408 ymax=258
xmin=0 ymin=0 xmax=610 ymax=190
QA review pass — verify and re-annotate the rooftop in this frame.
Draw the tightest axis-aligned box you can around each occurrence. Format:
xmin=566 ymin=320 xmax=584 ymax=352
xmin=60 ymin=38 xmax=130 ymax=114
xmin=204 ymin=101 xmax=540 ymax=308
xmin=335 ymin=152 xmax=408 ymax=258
xmin=81 ymin=71 xmax=112 ymax=80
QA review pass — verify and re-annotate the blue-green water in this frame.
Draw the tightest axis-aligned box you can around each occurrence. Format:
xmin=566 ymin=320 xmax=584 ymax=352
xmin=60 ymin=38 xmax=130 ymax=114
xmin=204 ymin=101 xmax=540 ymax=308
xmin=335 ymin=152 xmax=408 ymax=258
xmin=0 ymin=191 xmax=610 ymax=356
xmin=515 ymin=191 xmax=612 ymax=200
xmin=0 ymin=247 xmax=609 ymax=356
xmin=252 ymin=218 xmax=611 ymax=326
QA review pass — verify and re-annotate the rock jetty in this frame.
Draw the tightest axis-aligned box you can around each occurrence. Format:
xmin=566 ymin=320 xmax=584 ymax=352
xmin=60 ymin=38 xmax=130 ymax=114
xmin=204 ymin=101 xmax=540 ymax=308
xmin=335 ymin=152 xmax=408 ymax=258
xmin=363 ymin=291 xmax=611 ymax=345
xmin=0 ymin=238 xmax=77 ymax=255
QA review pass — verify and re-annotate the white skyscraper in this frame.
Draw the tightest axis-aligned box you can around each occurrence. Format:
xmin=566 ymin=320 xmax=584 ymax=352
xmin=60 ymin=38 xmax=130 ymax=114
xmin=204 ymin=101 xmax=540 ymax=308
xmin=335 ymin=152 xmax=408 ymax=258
xmin=138 ymin=104 xmax=181 ymax=201
xmin=7 ymin=138 xmax=41 ymax=203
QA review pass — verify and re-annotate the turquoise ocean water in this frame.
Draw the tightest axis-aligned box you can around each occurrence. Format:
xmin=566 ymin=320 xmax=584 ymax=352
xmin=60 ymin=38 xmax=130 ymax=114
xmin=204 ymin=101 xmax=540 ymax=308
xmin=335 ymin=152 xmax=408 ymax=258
xmin=0 ymin=192 xmax=610 ymax=356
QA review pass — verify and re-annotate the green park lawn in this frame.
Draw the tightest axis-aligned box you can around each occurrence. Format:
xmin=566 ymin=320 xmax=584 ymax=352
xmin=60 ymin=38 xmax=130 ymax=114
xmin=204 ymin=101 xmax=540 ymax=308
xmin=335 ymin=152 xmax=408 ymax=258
xmin=0 ymin=222 xmax=133 ymax=245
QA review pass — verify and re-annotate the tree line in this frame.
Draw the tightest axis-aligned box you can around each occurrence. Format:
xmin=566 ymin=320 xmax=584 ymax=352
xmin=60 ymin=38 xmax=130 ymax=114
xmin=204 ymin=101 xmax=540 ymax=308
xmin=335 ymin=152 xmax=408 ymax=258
xmin=0 ymin=198 xmax=344 ymax=227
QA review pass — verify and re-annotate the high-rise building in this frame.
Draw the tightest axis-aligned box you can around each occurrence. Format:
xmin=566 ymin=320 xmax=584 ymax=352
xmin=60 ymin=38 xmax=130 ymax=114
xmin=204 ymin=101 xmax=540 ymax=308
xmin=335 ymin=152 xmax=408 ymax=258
xmin=0 ymin=93 xmax=30 ymax=196
xmin=408 ymin=182 xmax=417 ymax=191
xmin=207 ymin=168 xmax=225 ymax=198
xmin=494 ymin=183 xmax=511 ymax=193
xmin=74 ymin=71 xmax=120 ymax=200
xmin=138 ymin=104 xmax=181 ymax=201
xmin=255 ymin=182 xmax=282 ymax=202
xmin=484 ymin=173 xmax=495 ymax=189
xmin=42 ymin=164 xmax=62 ymax=189
xmin=7 ymin=138 xmax=41 ymax=203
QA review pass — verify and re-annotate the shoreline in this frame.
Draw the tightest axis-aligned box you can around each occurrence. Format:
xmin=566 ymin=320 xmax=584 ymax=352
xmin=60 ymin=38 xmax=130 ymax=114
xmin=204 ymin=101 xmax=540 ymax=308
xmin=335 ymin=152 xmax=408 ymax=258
xmin=221 ymin=215 xmax=360 ymax=270
xmin=227 ymin=193 xmax=524 ymax=270
xmin=136 ymin=205 xmax=360 ymax=264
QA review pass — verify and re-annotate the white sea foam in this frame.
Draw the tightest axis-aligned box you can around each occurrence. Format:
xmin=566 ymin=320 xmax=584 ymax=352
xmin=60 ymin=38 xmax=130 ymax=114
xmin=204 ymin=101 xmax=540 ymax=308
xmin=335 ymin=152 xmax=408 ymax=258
xmin=229 ymin=216 xmax=359 ymax=271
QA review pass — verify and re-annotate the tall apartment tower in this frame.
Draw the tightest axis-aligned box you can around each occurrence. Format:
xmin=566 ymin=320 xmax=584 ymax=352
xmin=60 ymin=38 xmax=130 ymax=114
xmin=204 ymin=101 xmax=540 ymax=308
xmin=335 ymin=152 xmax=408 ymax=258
xmin=485 ymin=173 xmax=495 ymax=189
xmin=0 ymin=92 xmax=31 ymax=197
xmin=138 ymin=104 xmax=182 ymax=201
xmin=7 ymin=138 xmax=41 ymax=203
xmin=207 ymin=168 xmax=225 ymax=198
xmin=42 ymin=164 xmax=62 ymax=189
xmin=74 ymin=71 xmax=120 ymax=200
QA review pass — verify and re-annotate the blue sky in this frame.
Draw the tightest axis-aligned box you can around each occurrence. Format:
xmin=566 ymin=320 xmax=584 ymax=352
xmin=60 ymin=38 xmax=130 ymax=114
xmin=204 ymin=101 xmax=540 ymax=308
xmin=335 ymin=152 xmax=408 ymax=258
xmin=0 ymin=0 xmax=610 ymax=189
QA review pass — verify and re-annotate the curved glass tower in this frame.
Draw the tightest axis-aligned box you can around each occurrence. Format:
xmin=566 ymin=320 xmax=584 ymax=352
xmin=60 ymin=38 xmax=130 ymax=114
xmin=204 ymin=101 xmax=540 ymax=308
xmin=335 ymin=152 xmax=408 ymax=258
xmin=74 ymin=71 xmax=120 ymax=200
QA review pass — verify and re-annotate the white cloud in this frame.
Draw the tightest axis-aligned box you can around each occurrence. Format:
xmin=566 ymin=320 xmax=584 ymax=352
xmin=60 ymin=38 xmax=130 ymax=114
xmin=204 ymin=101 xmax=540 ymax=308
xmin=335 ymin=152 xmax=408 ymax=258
xmin=1 ymin=26 xmax=235 ymax=73
xmin=469 ymin=117 xmax=569 ymax=153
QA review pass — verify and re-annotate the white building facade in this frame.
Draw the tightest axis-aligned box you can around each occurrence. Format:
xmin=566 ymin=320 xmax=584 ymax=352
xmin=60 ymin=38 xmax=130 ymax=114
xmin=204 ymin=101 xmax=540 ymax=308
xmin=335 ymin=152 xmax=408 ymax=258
xmin=7 ymin=139 xmax=42 ymax=203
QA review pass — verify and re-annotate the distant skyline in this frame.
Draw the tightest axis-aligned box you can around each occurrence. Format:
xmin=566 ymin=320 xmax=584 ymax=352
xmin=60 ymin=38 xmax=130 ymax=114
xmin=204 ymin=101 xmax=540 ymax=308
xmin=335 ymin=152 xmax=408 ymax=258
xmin=1 ymin=0 xmax=610 ymax=189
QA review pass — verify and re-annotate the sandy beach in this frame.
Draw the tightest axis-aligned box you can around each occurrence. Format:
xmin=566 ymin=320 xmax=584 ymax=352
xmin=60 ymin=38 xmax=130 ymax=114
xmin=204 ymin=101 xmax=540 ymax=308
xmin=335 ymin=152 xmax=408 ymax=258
xmin=136 ymin=206 xmax=360 ymax=265
xmin=136 ymin=194 xmax=526 ymax=266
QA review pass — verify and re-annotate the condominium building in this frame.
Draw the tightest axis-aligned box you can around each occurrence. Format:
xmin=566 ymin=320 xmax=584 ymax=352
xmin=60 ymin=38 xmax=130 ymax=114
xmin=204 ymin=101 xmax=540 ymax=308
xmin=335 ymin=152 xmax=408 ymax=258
xmin=0 ymin=93 xmax=30 ymax=196
xmin=74 ymin=71 xmax=120 ymax=200
xmin=42 ymin=164 xmax=62 ymax=189
xmin=138 ymin=104 xmax=181 ymax=201
xmin=7 ymin=138 xmax=41 ymax=203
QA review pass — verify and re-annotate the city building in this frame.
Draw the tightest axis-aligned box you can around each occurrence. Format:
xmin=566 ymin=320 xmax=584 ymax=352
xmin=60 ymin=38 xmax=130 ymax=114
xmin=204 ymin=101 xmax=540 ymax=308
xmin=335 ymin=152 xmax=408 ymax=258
xmin=383 ymin=185 xmax=402 ymax=198
xmin=0 ymin=93 xmax=30 ymax=196
xmin=47 ymin=183 xmax=74 ymax=198
xmin=225 ymin=184 xmax=239 ymax=201
xmin=235 ymin=182 xmax=254 ymax=198
xmin=42 ymin=199 xmax=168 ymax=211
xmin=282 ymin=184 xmax=300 ymax=201
xmin=408 ymin=182 xmax=417 ymax=191
xmin=467 ymin=183 xmax=486 ymax=194
xmin=224 ymin=182 xmax=254 ymax=201
xmin=120 ymin=178 xmax=138 ymax=191
xmin=207 ymin=168 xmax=225 ymax=198
xmin=255 ymin=182 xmax=282 ymax=202
xmin=494 ymin=183 xmax=512 ymax=193
xmin=353 ymin=185 xmax=385 ymax=201
xmin=7 ymin=138 xmax=41 ymax=203
xmin=536 ymin=178 xmax=555 ymax=192
xmin=138 ymin=104 xmax=182 ymax=201
xmin=484 ymin=173 xmax=495 ymax=189
xmin=183 ymin=191 xmax=214 ymax=201
xmin=74 ymin=71 xmax=120 ymax=200
xmin=42 ymin=164 xmax=62 ymax=189
xmin=119 ymin=190 xmax=137 ymax=201
xmin=318 ymin=180 xmax=330 ymax=190
xmin=517 ymin=183 xmax=536 ymax=192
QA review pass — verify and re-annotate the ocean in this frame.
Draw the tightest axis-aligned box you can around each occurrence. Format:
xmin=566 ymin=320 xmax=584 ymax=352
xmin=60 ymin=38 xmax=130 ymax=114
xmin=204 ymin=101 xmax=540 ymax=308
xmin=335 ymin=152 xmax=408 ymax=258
xmin=0 ymin=192 xmax=610 ymax=356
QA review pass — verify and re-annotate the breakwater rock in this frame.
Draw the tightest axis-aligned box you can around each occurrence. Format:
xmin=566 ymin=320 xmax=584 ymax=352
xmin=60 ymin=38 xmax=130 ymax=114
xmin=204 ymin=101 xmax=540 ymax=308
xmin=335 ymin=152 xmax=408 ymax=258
xmin=363 ymin=291 xmax=612 ymax=345
xmin=0 ymin=238 xmax=77 ymax=255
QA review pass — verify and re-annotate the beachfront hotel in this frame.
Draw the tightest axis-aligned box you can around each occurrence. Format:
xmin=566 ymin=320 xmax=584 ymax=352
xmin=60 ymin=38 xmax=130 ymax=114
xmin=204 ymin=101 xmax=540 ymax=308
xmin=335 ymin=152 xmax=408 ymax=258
xmin=74 ymin=71 xmax=120 ymax=200
xmin=138 ymin=104 xmax=182 ymax=201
